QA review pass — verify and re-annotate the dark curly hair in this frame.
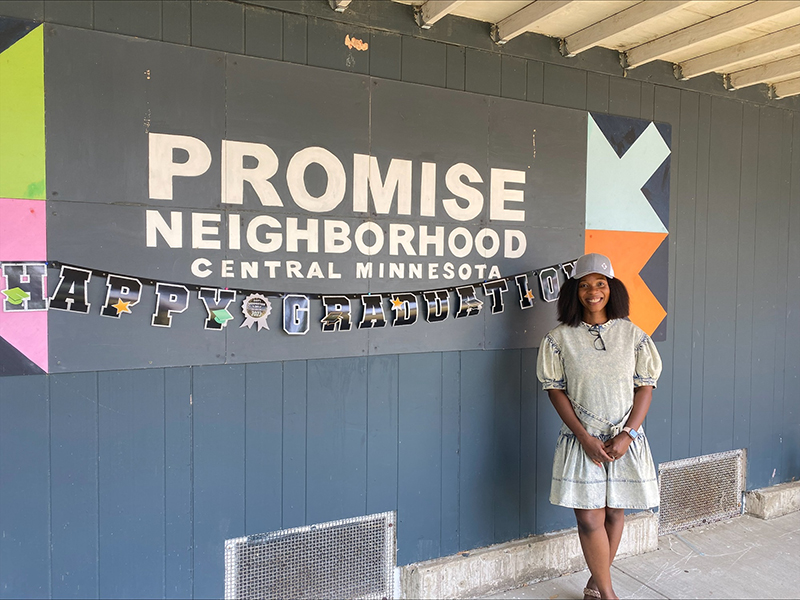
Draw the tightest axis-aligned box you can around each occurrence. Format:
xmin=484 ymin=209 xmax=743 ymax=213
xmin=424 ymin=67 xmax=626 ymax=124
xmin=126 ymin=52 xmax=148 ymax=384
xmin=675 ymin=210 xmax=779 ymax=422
xmin=556 ymin=276 xmax=630 ymax=327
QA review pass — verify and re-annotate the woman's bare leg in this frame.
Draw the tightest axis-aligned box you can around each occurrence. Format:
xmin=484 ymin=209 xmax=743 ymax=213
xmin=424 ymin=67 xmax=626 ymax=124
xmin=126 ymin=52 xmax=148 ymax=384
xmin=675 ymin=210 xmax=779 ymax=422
xmin=586 ymin=508 xmax=625 ymax=597
xmin=575 ymin=508 xmax=618 ymax=599
xmin=605 ymin=508 xmax=625 ymax=562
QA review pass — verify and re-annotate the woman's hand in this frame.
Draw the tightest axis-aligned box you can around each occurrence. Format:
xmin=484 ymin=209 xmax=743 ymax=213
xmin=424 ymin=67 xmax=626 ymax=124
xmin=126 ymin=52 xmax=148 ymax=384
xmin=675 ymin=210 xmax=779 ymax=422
xmin=579 ymin=434 xmax=614 ymax=466
xmin=603 ymin=433 xmax=633 ymax=462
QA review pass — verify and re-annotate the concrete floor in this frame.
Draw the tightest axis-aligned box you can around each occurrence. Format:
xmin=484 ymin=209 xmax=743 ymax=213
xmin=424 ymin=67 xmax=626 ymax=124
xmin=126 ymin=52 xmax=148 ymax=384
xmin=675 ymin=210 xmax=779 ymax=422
xmin=486 ymin=511 xmax=800 ymax=599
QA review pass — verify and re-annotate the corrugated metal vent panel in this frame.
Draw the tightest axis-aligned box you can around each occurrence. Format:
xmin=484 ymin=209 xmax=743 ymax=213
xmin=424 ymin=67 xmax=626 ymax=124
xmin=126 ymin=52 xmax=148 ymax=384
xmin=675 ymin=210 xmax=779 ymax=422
xmin=658 ymin=449 xmax=746 ymax=536
xmin=224 ymin=511 xmax=396 ymax=600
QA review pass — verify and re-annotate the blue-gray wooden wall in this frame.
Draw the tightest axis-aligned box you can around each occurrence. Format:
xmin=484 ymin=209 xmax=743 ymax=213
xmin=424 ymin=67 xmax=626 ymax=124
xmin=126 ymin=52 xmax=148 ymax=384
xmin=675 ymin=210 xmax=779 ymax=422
xmin=1 ymin=1 xmax=799 ymax=598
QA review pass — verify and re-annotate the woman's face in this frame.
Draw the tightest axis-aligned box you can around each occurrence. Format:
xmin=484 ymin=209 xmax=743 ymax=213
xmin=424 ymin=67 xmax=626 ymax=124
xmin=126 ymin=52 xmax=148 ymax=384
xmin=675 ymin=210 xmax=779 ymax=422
xmin=578 ymin=273 xmax=609 ymax=321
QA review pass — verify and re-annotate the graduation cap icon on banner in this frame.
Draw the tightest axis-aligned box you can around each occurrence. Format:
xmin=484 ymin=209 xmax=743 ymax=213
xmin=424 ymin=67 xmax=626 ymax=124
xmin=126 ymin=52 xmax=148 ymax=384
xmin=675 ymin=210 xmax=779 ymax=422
xmin=2 ymin=287 xmax=31 ymax=305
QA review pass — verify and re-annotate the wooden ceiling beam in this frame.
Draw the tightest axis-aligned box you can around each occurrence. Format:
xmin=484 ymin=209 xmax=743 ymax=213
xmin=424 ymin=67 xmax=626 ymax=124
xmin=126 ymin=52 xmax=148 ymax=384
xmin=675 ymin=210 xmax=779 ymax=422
xmin=625 ymin=1 xmax=800 ymax=69
xmin=677 ymin=23 xmax=800 ymax=80
xmin=415 ymin=0 xmax=466 ymax=29
xmin=772 ymin=76 xmax=800 ymax=98
xmin=328 ymin=0 xmax=353 ymax=13
xmin=562 ymin=0 xmax=695 ymax=57
xmin=493 ymin=1 xmax=574 ymax=45
xmin=728 ymin=53 xmax=800 ymax=89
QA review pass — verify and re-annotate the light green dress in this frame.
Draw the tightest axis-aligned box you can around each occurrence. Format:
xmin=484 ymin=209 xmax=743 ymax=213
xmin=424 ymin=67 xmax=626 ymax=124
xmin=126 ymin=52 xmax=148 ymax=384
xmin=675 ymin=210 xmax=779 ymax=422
xmin=536 ymin=318 xmax=662 ymax=510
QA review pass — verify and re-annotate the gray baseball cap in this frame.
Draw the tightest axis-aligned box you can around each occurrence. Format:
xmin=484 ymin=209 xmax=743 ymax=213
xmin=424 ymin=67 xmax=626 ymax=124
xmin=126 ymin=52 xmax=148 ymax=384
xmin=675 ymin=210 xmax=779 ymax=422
xmin=572 ymin=253 xmax=615 ymax=279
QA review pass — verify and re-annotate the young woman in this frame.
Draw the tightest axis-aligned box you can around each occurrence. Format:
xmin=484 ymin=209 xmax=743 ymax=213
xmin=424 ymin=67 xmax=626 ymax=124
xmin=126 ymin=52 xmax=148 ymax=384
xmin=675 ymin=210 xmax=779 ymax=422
xmin=536 ymin=253 xmax=661 ymax=600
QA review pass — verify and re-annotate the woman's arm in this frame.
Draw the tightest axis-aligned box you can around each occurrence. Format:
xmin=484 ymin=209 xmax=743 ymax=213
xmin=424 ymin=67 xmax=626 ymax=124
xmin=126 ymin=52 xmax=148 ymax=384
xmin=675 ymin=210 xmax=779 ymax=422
xmin=604 ymin=385 xmax=654 ymax=459
xmin=547 ymin=389 xmax=613 ymax=466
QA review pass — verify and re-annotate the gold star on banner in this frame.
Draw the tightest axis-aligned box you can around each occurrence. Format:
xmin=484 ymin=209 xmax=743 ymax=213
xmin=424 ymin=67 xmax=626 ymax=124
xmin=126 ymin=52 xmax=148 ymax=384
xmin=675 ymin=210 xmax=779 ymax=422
xmin=391 ymin=297 xmax=404 ymax=310
xmin=113 ymin=299 xmax=132 ymax=315
xmin=525 ymin=290 xmax=535 ymax=301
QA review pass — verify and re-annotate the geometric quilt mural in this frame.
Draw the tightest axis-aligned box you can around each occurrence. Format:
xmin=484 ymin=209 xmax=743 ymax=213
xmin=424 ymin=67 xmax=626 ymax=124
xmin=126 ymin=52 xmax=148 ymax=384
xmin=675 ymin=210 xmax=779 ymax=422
xmin=0 ymin=20 xmax=47 ymax=376
xmin=585 ymin=113 xmax=671 ymax=340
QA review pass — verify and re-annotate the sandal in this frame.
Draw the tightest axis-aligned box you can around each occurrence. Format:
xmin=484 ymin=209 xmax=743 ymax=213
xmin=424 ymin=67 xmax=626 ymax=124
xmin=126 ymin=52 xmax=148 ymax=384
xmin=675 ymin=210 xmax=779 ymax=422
xmin=583 ymin=587 xmax=601 ymax=599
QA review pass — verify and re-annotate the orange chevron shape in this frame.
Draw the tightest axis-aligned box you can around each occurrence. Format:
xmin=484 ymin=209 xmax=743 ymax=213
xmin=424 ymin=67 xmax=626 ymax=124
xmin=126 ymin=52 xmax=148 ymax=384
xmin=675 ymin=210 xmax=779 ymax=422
xmin=585 ymin=229 xmax=667 ymax=336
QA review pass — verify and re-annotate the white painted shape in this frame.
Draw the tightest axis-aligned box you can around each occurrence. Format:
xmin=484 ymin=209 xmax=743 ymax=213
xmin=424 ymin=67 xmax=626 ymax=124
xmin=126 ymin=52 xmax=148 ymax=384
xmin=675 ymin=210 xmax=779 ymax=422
xmin=585 ymin=116 xmax=669 ymax=233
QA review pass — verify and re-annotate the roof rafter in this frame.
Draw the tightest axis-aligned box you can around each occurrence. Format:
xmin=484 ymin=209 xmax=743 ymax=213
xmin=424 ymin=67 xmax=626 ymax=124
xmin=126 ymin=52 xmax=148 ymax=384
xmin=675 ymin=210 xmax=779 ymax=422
xmin=328 ymin=0 xmax=353 ymax=13
xmin=493 ymin=1 xmax=574 ymax=45
xmin=677 ymin=23 xmax=800 ymax=79
xmin=772 ymin=76 xmax=800 ymax=98
xmin=728 ymin=53 xmax=800 ymax=88
xmin=415 ymin=0 xmax=466 ymax=29
xmin=625 ymin=1 xmax=800 ymax=69
xmin=562 ymin=0 xmax=695 ymax=57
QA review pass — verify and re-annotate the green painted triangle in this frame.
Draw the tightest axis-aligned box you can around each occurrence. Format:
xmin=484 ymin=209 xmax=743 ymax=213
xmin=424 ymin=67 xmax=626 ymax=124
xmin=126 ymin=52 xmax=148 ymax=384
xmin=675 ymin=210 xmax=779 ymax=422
xmin=0 ymin=25 xmax=45 ymax=200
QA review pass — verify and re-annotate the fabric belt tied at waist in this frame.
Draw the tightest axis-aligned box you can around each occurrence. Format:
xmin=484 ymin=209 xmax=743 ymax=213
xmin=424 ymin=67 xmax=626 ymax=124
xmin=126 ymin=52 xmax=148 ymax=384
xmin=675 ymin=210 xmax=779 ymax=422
xmin=568 ymin=398 xmax=631 ymax=436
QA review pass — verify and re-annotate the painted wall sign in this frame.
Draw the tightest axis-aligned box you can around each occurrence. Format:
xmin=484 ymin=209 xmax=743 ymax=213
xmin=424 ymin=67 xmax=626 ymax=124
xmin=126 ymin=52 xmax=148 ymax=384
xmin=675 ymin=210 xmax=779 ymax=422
xmin=0 ymin=20 xmax=670 ymax=376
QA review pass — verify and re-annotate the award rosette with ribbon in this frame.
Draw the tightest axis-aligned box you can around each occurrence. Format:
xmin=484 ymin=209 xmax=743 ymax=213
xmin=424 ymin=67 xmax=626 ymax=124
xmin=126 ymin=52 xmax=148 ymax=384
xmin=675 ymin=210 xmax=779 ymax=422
xmin=240 ymin=293 xmax=272 ymax=331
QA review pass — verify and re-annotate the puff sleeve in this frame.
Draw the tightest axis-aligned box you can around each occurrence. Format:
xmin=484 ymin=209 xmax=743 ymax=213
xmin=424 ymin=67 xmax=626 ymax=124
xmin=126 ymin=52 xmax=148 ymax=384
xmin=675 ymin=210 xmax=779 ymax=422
xmin=633 ymin=332 xmax=662 ymax=388
xmin=537 ymin=334 xmax=566 ymax=390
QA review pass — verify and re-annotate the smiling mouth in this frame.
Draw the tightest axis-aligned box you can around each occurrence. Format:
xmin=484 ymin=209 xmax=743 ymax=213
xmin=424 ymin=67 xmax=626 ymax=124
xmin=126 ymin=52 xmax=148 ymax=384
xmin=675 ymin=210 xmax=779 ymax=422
xmin=585 ymin=298 xmax=604 ymax=304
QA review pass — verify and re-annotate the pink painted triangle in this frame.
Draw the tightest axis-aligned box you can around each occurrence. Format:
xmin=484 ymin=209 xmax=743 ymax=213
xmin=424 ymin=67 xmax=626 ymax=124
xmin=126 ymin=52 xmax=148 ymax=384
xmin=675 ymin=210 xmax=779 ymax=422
xmin=0 ymin=310 xmax=48 ymax=371
xmin=1 ymin=197 xmax=49 ymax=372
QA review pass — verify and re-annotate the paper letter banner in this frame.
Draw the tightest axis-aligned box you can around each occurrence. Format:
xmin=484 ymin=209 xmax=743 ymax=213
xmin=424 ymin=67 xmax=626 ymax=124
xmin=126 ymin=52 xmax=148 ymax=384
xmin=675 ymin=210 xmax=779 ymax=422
xmin=101 ymin=275 xmax=142 ymax=318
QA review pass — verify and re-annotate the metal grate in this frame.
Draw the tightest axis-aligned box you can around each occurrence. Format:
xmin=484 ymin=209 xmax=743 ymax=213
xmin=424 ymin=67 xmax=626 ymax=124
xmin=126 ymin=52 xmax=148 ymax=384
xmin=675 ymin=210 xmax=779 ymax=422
xmin=224 ymin=511 xmax=396 ymax=600
xmin=658 ymin=449 xmax=746 ymax=536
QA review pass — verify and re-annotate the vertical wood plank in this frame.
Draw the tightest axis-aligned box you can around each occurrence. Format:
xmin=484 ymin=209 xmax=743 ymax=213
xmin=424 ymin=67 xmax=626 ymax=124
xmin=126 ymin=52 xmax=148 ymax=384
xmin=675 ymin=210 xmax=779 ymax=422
xmin=440 ymin=351 xmax=461 ymax=556
xmin=701 ymin=97 xmax=742 ymax=455
xmin=542 ymin=63 xmax=586 ymax=111
xmin=306 ymin=357 xmax=368 ymax=524
xmin=526 ymin=60 xmax=543 ymax=104
xmin=282 ymin=360 xmax=307 ymax=528
xmin=97 ymin=370 xmax=165 ymax=599
xmin=534 ymin=385 xmax=574 ymax=534
xmin=164 ymin=367 xmax=193 ymax=599
xmin=493 ymin=350 xmax=520 ymax=544
xmin=370 ymin=30 xmax=401 ymax=81
xmin=733 ymin=104 xmax=759 ymax=454
xmin=772 ymin=110 xmax=793 ymax=483
xmin=397 ymin=353 xmax=442 ymax=564
xmin=366 ymin=355 xmax=399 ymax=516
xmin=670 ymin=90 xmax=700 ymax=461
xmin=586 ymin=72 xmax=609 ymax=113
xmin=689 ymin=93 xmax=711 ymax=459
xmin=401 ymin=36 xmax=446 ymax=87
xmin=0 ymin=375 xmax=50 ymax=600
xmin=465 ymin=48 xmax=501 ymax=96
xmin=640 ymin=83 xmax=655 ymax=121
xmin=446 ymin=44 xmax=466 ymax=91
xmin=608 ymin=76 xmax=641 ymax=118
xmin=749 ymin=106 xmax=783 ymax=488
xmin=783 ymin=113 xmax=800 ymax=481
xmin=244 ymin=362 xmax=283 ymax=534
xmin=519 ymin=348 xmax=538 ymax=537
xmin=192 ymin=365 xmax=246 ymax=599
xmin=500 ymin=54 xmax=526 ymax=100
xmin=649 ymin=84 xmax=682 ymax=467
xmin=282 ymin=12 xmax=307 ymax=64
xmin=50 ymin=372 xmax=99 ymax=599
xmin=459 ymin=351 xmax=494 ymax=548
